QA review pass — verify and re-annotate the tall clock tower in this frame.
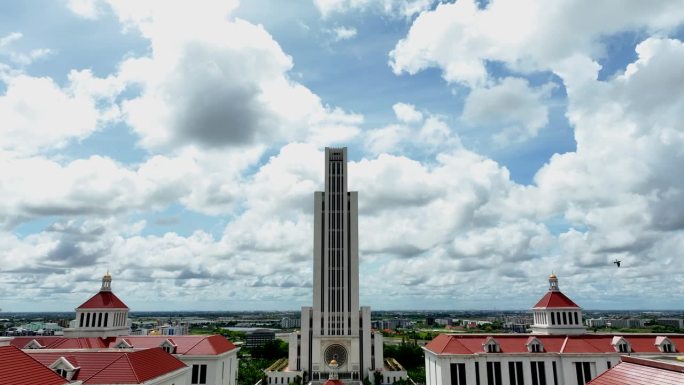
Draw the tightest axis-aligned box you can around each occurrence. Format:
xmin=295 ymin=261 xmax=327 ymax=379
xmin=288 ymin=148 xmax=383 ymax=383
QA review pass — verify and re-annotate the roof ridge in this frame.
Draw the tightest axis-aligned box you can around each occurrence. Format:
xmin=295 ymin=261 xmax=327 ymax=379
xmin=80 ymin=352 xmax=126 ymax=383
xmin=560 ymin=336 xmax=569 ymax=353
xmin=126 ymin=351 xmax=141 ymax=383
xmin=185 ymin=335 xmax=208 ymax=354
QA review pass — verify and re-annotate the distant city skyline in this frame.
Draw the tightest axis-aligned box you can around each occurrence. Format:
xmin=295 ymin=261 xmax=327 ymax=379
xmin=1 ymin=1 xmax=684 ymax=312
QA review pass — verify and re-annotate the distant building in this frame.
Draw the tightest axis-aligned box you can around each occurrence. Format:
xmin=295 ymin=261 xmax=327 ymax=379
xmin=656 ymin=318 xmax=684 ymax=329
xmin=435 ymin=318 xmax=453 ymax=326
xmin=281 ymin=317 xmax=301 ymax=329
xmin=245 ymin=329 xmax=276 ymax=348
xmin=586 ymin=318 xmax=607 ymax=328
xmin=606 ymin=319 xmax=643 ymax=329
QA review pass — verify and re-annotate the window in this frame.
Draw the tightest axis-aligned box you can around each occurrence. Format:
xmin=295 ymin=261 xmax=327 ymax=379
xmin=617 ymin=343 xmax=629 ymax=353
xmin=450 ymin=363 xmax=467 ymax=385
xmin=663 ymin=343 xmax=673 ymax=353
xmin=551 ymin=313 xmax=555 ymax=325
xmin=486 ymin=362 xmax=502 ymax=385
xmin=475 ymin=362 xmax=480 ymax=385
xmin=530 ymin=343 xmax=541 ymax=352
xmin=484 ymin=338 xmax=500 ymax=353
xmin=508 ymin=362 xmax=524 ymax=385
xmin=574 ymin=362 xmax=593 ymax=385
xmin=562 ymin=312 xmax=567 ymax=325
xmin=191 ymin=364 xmax=208 ymax=384
xmin=574 ymin=312 xmax=579 ymax=325
xmin=531 ymin=361 xmax=546 ymax=385
xmin=55 ymin=369 xmax=68 ymax=378
xmin=552 ymin=362 xmax=558 ymax=385
xmin=607 ymin=361 xmax=611 ymax=369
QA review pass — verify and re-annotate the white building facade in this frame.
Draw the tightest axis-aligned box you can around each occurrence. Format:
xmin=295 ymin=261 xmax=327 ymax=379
xmin=423 ymin=275 xmax=684 ymax=385
xmin=273 ymin=148 xmax=388 ymax=385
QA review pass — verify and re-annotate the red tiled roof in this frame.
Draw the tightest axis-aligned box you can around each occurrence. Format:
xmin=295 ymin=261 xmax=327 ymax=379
xmin=324 ymin=379 xmax=345 ymax=385
xmin=533 ymin=291 xmax=580 ymax=308
xmin=0 ymin=345 xmax=67 ymax=385
xmin=11 ymin=337 xmax=108 ymax=350
xmin=588 ymin=356 xmax=684 ymax=385
xmin=10 ymin=335 xmax=236 ymax=356
xmin=77 ymin=291 xmax=129 ymax=309
xmin=110 ymin=335 xmax=237 ymax=355
xmin=28 ymin=348 xmax=187 ymax=384
xmin=424 ymin=334 xmax=684 ymax=355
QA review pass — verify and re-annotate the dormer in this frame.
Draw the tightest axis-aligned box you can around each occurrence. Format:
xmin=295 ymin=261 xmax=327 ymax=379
xmin=526 ymin=336 xmax=544 ymax=353
xmin=611 ymin=336 xmax=631 ymax=353
xmin=50 ymin=356 xmax=80 ymax=382
xmin=655 ymin=336 xmax=677 ymax=353
xmin=483 ymin=337 xmax=500 ymax=353
xmin=160 ymin=338 xmax=177 ymax=354
xmin=115 ymin=339 xmax=133 ymax=349
xmin=24 ymin=339 xmax=44 ymax=349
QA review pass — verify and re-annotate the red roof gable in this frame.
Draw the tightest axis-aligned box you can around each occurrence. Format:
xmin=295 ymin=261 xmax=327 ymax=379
xmin=28 ymin=348 xmax=187 ymax=384
xmin=110 ymin=335 xmax=237 ymax=355
xmin=424 ymin=334 xmax=684 ymax=355
xmin=10 ymin=337 xmax=108 ymax=350
xmin=10 ymin=335 xmax=237 ymax=356
xmin=533 ymin=291 xmax=580 ymax=308
xmin=77 ymin=291 xmax=129 ymax=309
xmin=0 ymin=346 xmax=67 ymax=385
xmin=588 ymin=357 xmax=684 ymax=385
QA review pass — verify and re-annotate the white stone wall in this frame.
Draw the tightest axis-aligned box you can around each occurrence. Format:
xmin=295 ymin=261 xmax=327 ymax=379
xmin=179 ymin=349 xmax=238 ymax=385
xmin=425 ymin=350 xmax=649 ymax=385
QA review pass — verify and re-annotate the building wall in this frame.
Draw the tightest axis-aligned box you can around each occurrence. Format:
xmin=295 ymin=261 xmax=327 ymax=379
xmin=179 ymin=349 xmax=238 ymax=385
xmin=425 ymin=350 xmax=648 ymax=385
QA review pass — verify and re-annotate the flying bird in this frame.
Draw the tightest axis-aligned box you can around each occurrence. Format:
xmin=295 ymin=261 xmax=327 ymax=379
xmin=613 ymin=259 xmax=621 ymax=268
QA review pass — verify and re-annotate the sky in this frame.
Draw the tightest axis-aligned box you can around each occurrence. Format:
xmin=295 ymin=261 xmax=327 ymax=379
xmin=1 ymin=0 xmax=684 ymax=312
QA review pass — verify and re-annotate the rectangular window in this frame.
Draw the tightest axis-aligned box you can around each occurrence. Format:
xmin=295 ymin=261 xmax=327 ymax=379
xmin=531 ymin=361 xmax=546 ymax=385
xmin=508 ymin=362 xmax=524 ymax=385
xmin=552 ymin=362 xmax=558 ymax=385
xmin=574 ymin=362 xmax=592 ymax=385
xmin=486 ymin=362 xmax=502 ymax=385
xmin=551 ymin=313 xmax=555 ymax=325
xmin=192 ymin=364 xmax=208 ymax=384
xmin=475 ymin=362 xmax=480 ymax=385
xmin=574 ymin=312 xmax=579 ymax=325
xmin=450 ymin=363 xmax=466 ymax=385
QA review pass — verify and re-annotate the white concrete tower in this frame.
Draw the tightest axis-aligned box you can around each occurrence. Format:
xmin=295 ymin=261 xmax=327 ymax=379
xmin=288 ymin=148 xmax=383 ymax=385
xmin=313 ymin=147 xmax=360 ymax=337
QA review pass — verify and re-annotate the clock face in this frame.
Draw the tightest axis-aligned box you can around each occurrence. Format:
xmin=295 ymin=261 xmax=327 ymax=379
xmin=324 ymin=344 xmax=348 ymax=366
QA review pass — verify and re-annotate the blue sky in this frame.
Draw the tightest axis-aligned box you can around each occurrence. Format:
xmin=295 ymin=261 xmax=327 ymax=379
xmin=1 ymin=0 xmax=684 ymax=312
